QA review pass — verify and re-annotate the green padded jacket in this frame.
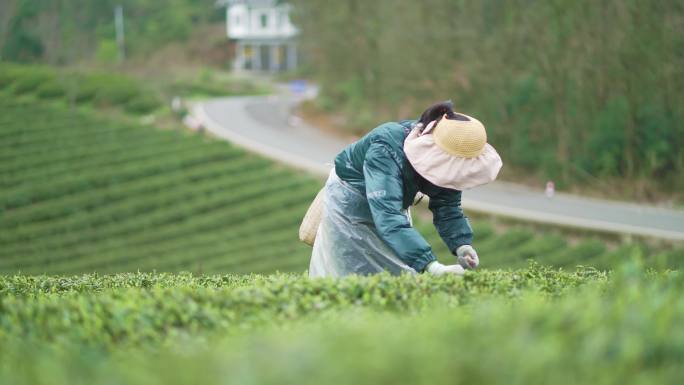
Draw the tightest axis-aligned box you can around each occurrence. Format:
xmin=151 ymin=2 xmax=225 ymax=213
xmin=334 ymin=120 xmax=473 ymax=272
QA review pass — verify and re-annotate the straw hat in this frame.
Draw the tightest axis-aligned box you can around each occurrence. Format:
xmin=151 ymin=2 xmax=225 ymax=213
xmin=404 ymin=113 xmax=502 ymax=190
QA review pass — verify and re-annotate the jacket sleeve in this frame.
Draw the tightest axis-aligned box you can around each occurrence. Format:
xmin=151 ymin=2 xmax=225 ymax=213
xmin=363 ymin=142 xmax=436 ymax=272
xmin=427 ymin=187 xmax=473 ymax=255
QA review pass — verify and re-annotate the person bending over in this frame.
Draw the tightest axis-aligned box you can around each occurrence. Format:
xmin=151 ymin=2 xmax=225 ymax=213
xmin=309 ymin=101 xmax=502 ymax=277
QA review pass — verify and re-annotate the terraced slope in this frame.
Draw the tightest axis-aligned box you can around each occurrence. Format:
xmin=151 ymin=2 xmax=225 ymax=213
xmin=0 ymin=96 xmax=319 ymax=274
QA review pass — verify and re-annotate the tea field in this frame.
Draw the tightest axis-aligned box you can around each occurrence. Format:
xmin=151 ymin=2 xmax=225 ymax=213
xmin=0 ymin=94 xmax=321 ymax=274
xmin=0 ymin=263 xmax=682 ymax=384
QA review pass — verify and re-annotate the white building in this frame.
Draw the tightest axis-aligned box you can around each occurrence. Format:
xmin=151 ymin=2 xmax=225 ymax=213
xmin=218 ymin=0 xmax=299 ymax=72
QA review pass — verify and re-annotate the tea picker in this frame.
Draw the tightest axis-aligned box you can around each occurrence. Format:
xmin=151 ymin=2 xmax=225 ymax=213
xmin=300 ymin=101 xmax=502 ymax=277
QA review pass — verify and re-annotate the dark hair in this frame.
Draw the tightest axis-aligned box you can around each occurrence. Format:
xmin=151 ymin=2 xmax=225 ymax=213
xmin=417 ymin=100 xmax=469 ymax=127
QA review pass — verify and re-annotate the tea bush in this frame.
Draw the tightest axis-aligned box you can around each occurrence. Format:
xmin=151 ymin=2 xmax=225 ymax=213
xmin=73 ymin=76 xmax=101 ymax=103
xmin=35 ymin=80 xmax=66 ymax=99
xmin=125 ymin=93 xmax=160 ymax=115
xmin=510 ymin=234 xmax=567 ymax=265
xmin=167 ymin=78 xmax=270 ymax=98
xmin=0 ymin=264 xmax=681 ymax=385
xmin=0 ymin=64 xmax=22 ymax=88
xmin=9 ymin=69 xmax=53 ymax=95
xmin=652 ymin=247 xmax=684 ymax=270
xmin=0 ymin=264 xmax=607 ymax=346
xmin=544 ymin=239 xmax=607 ymax=267
xmin=92 ymin=77 xmax=141 ymax=106
xmin=0 ymin=63 xmax=160 ymax=111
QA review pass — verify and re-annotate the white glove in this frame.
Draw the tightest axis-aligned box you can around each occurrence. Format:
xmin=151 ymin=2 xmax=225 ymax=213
xmin=456 ymin=245 xmax=479 ymax=269
xmin=426 ymin=261 xmax=465 ymax=276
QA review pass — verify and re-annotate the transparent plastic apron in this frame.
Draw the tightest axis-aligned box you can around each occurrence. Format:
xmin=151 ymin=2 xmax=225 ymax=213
xmin=309 ymin=169 xmax=416 ymax=278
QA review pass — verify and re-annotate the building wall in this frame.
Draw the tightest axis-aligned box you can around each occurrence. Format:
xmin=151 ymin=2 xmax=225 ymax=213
xmin=233 ymin=40 xmax=298 ymax=72
xmin=227 ymin=3 xmax=297 ymax=40
xmin=226 ymin=1 xmax=299 ymax=72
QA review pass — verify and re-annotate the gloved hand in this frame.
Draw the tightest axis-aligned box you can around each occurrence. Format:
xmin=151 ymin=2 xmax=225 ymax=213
xmin=426 ymin=261 xmax=465 ymax=276
xmin=456 ymin=245 xmax=479 ymax=269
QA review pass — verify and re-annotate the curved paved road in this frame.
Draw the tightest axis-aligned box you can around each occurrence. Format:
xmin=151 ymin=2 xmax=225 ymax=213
xmin=193 ymin=89 xmax=684 ymax=242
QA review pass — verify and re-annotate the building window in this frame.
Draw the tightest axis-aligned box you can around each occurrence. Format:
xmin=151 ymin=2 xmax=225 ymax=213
xmin=260 ymin=13 xmax=268 ymax=28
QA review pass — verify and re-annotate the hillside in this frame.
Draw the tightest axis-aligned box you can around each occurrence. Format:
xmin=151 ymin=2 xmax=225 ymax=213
xmin=0 ymin=95 xmax=319 ymax=274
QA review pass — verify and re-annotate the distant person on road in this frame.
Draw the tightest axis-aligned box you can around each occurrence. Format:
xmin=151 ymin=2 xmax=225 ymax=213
xmin=309 ymin=101 xmax=502 ymax=277
xmin=545 ymin=181 xmax=555 ymax=198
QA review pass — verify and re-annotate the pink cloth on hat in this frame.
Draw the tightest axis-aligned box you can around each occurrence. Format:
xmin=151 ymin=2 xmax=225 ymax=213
xmin=404 ymin=127 xmax=502 ymax=190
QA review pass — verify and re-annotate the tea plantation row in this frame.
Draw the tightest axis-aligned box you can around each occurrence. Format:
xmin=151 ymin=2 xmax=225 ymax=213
xmin=0 ymin=265 xmax=607 ymax=346
xmin=0 ymin=63 xmax=160 ymax=114
xmin=0 ymin=264 xmax=681 ymax=385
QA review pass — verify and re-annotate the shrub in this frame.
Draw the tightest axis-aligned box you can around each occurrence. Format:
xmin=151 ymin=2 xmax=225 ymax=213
xmin=167 ymin=78 xmax=270 ymax=98
xmin=591 ymin=244 xmax=644 ymax=270
xmin=0 ymin=64 xmax=22 ymax=89
xmin=94 ymin=80 xmax=139 ymax=106
xmin=35 ymin=80 xmax=66 ymax=99
xmin=476 ymin=228 xmax=535 ymax=267
xmin=543 ymin=239 xmax=606 ymax=267
xmin=10 ymin=68 xmax=54 ymax=95
xmin=124 ymin=94 xmax=160 ymax=115
xmin=513 ymin=234 xmax=567 ymax=262
xmin=484 ymin=234 xmax=567 ymax=269
xmin=478 ymin=228 xmax=534 ymax=254
xmin=651 ymin=247 xmax=684 ymax=270
xmin=471 ymin=222 xmax=495 ymax=241
xmin=73 ymin=81 xmax=99 ymax=104
xmin=74 ymin=73 xmax=141 ymax=106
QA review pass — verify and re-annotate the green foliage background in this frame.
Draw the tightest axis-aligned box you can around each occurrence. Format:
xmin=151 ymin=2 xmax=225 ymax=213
xmin=0 ymin=0 xmax=221 ymax=64
xmin=290 ymin=0 xmax=684 ymax=189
